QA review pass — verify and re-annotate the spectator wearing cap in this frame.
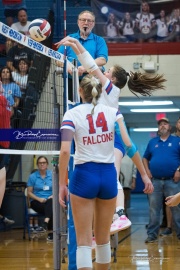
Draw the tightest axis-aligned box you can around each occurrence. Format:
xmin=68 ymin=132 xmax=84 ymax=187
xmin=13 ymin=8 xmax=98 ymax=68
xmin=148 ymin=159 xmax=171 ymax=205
xmin=142 ymin=117 xmax=180 ymax=243
xmin=160 ymin=117 xmax=180 ymax=236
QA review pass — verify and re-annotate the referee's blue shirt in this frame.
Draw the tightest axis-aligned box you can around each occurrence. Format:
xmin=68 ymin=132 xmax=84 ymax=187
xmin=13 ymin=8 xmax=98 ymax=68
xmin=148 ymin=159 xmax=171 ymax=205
xmin=143 ymin=135 xmax=180 ymax=179
xmin=58 ymin=31 xmax=108 ymax=79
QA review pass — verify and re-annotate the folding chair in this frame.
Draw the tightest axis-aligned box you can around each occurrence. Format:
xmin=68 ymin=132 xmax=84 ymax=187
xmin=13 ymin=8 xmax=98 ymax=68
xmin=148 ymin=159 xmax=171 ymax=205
xmin=23 ymin=188 xmax=44 ymax=240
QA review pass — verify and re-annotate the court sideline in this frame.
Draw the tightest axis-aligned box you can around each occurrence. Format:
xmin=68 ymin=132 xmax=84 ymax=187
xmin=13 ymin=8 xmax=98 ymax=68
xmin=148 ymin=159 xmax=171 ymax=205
xmin=0 ymin=193 xmax=180 ymax=270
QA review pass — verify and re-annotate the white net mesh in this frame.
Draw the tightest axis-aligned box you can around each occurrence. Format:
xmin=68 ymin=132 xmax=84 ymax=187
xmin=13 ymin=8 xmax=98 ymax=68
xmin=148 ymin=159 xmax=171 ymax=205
xmin=0 ymin=22 xmax=71 ymax=180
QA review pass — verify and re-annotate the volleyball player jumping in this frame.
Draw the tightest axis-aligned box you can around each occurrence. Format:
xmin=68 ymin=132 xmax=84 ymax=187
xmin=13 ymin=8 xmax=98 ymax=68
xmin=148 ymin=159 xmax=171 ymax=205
xmin=57 ymin=36 xmax=166 ymax=234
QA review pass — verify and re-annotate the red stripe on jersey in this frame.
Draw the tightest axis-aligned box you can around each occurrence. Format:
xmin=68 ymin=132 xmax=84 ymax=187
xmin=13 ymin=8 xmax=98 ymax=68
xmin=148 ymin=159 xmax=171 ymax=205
xmin=62 ymin=120 xmax=75 ymax=129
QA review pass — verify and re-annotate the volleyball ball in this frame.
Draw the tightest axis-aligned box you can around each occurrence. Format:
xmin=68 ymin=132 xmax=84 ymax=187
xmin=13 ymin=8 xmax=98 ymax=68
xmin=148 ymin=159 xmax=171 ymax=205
xmin=28 ymin=19 xmax=51 ymax=42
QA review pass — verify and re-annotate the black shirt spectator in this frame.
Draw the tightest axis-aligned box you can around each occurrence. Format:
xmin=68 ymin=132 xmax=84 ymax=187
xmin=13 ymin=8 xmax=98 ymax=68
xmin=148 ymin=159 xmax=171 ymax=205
xmin=6 ymin=44 xmax=33 ymax=72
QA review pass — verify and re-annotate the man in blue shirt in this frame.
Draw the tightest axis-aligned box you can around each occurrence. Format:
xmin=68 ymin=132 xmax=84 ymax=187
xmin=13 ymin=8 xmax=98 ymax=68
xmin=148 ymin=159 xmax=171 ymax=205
xmin=57 ymin=10 xmax=108 ymax=102
xmin=142 ymin=117 xmax=180 ymax=243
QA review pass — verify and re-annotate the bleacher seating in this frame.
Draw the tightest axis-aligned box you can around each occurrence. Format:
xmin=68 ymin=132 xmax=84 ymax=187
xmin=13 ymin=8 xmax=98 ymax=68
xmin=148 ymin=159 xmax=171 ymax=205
xmin=0 ymin=0 xmax=53 ymax=23
xmin=0 ymin=0 xmax=92 ymax=46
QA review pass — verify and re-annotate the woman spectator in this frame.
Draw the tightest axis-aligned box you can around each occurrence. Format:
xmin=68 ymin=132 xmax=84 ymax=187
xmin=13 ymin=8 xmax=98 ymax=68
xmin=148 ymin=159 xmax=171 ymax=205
xmin=135 ymin=1 xmax=156 ymax=42
xmin=0 ymin=81 xmax=15 ymax=225
xmin=104 ymin=13 xmax=120 ymax=42
xmin=119 ymin=12 xmax=136 ymax=42
xmin=0 ymin=66 xmax=21 ymax=110
xmin=0 ymin=66 xmax=21 ymax=127
xmin=27 ymin=156 xmax=53 ymax=241
xmin=0 ymin=80 xmax=14 ymax=165
xmin=12 ymin=59 xmax=29 ymax=97
xmin=155 ymin=10 xmax=169 ymax=42
xmin=171 ymin=8 xmax=180 ymax=42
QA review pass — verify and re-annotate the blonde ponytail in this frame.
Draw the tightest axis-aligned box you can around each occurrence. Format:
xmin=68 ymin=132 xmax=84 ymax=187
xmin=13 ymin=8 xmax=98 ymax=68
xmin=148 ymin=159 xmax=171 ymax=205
xmin=91 ymin=86 xmax=98 ymax=115
xmin=79 ymin=74 xmax=102 ymax=114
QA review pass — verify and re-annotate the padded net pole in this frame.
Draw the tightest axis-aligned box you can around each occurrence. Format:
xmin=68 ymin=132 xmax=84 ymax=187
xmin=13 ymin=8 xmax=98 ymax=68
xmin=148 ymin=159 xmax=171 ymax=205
xmin=52 ymin=155 xmax=61 ymax=270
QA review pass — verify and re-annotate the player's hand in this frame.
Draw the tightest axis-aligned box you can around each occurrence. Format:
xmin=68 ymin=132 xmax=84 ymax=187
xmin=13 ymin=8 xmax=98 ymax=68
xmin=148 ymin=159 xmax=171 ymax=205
xmin=173 ymin=170 xmax=180 ymax=183
xmin=78 ymin=65 xmax=86 ymax=76
xmin=165 ymin=193 xmax=180 ymax=207
xmin=142 ymin=175 xmax=154 ymax=194
xmin=55 ymin=36 xmax=77 ymax=48
xmin=59 ymin=184 xmax=68 ymax=208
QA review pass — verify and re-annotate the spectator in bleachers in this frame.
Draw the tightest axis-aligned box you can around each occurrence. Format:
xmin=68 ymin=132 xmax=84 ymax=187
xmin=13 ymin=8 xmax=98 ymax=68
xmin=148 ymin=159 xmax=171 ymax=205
xmin=6 ymin=43 xmax=33 ymax=72
xmin=155 ymin=10 xmax=169 ymax=42
xmin=171 ymin=8 xmax=180 ymax=42
xmin=6 ymin=9 xmax=31 ymax=54
xmin=2 ymin=0 xmax=27 ymax=27
xmin=11 ymin=9 xmax=31 ymax=36
xmin=0 ymin=80 xmax=15 ymax=226
xmin=119 ymin=12 xmax=136 ymax=42
xmin=135 ymin=1 xmax=156 ymax=42
xmin=103 ymin=12 xmax=120 ymax=43
xmin=166 ymin=14 xmax=176 ymax=41
xmin=0 ymin=80 xmax=14 ymax=166
xmin=12 ymin=59 xmax=29 ymax=96
xmin=0 ymin=66 xmax=21 ymax=110
xmin=0 ymin=80 xmax=14 ymax=149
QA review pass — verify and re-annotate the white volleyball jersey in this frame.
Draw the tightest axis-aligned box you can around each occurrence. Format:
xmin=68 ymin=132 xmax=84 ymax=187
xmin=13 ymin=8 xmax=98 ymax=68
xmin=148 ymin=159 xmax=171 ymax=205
xmin=172 ymin=18 xmax=180 ymax=33
xmin=106 ymin=23 xmax=118 ymax=37
xmin=98 ymin=78 xmax=120 ymax=109
xmin=136 ymin=13 xmax=155 ymax=33
xmin=120 ymin=21 xmax=135 ymax=35
xmin=61 ymin=103 xmax=123 ymax=164
xmin=156 ymin=19 xmax=168 ymax=37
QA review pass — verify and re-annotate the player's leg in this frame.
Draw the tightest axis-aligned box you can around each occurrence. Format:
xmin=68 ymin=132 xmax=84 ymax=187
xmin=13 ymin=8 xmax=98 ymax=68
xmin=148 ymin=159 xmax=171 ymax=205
xmin=93 ymin=163 xmax=117 ymax=270
xmin=69 ymin=162 xmax=101 ymax=269
xmin=70 ymin=193 xmax=94 ymax=270
xmin=0 ymin=166 xmax=6 ymax=207
xmin=94 ymin=197 xmax=116 ymax=270
xmin=110 ymin=140 xmax=131 ymax=234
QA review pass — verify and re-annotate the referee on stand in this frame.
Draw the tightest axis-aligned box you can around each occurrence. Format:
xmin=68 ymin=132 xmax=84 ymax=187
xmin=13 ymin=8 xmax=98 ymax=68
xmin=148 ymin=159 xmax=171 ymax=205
xmin=56 ymin=10 xmax=108 ymax=102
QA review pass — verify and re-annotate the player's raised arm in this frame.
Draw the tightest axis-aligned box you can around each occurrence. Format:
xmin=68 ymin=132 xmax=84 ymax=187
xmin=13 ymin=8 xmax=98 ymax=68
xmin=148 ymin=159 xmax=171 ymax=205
xmin=56 ymin=37 xmax=107 ymax=86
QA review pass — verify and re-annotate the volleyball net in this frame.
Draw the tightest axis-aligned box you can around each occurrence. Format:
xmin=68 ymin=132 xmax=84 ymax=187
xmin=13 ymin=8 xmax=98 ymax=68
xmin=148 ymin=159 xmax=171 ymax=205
xmin=0 ymin=22 xmax=79 ymax=181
